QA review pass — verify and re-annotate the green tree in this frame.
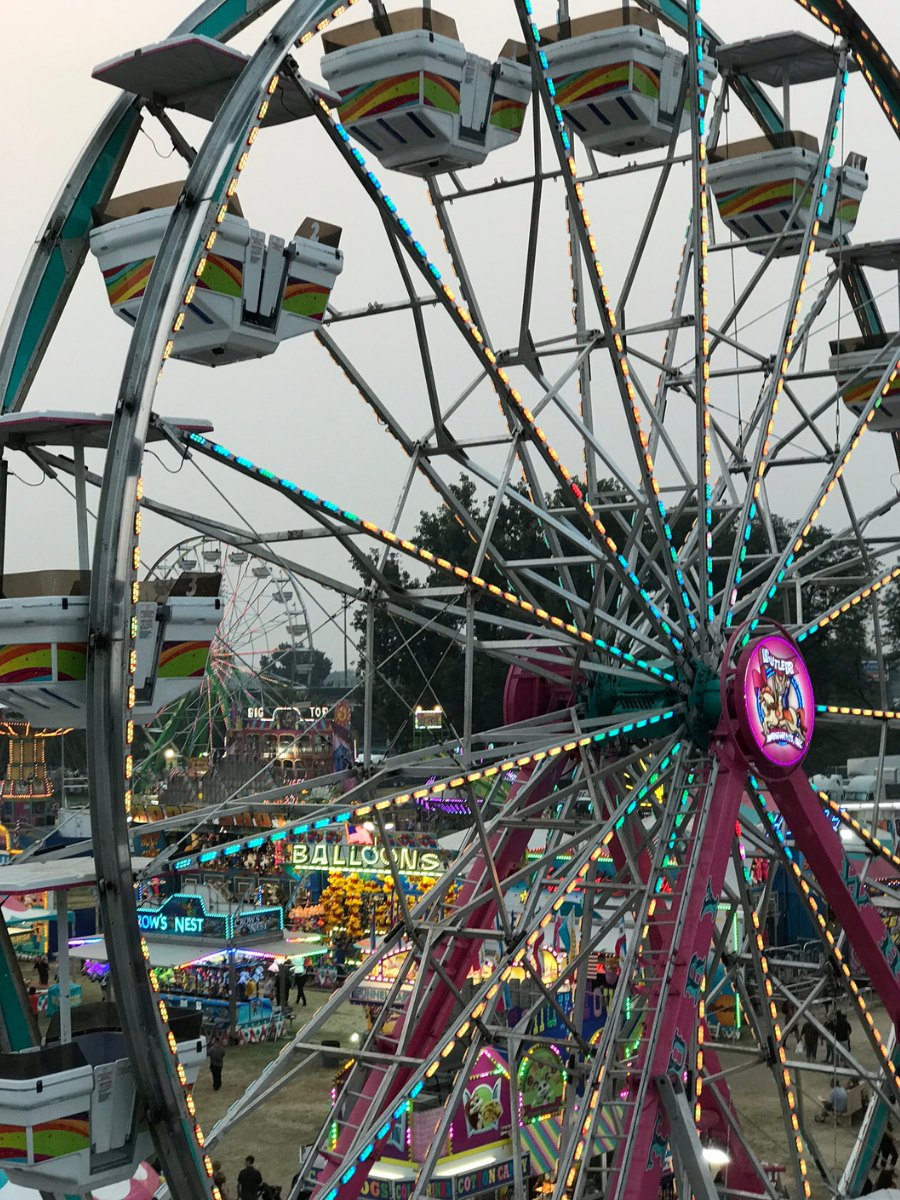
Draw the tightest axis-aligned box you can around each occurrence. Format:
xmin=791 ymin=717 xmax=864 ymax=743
xmin=355 ymin=475 xmax=890 ymax=770
xmin=261 ymin=643 xmax=334 ymax=689
xmin=354 ymin=475 xmax=596 ymax=750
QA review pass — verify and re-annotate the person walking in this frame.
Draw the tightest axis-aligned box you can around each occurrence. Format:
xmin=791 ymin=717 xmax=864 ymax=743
xmin=238 ymin=1156 xmax=262 ymax=1200
xmin=801 ymin=1018 xmax=819 ymax=1062
xmin=824 ymin=1012 xmax=837 ymax=1064
xmin=212 ymin=1161 xmax=230 ymax=1200
xmin=208 ymin=1041 xmax=226 ymax=1091
xmin=781 ymin=998 xmax=796 ymax=1046
xmin=834 ymin=1009 xmax=851 ymax=1058
xmin=35 ymin=957 xmax=49 ymax=987
xmin=295 ymin=968 xmax=308 ymax=1008
xmin=878 ymin=1125 xmax=899 ymax=1169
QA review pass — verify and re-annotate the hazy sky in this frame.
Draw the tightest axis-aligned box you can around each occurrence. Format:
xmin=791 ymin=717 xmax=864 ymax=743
xmin=3 ymin=0 xmax=900 ymax=673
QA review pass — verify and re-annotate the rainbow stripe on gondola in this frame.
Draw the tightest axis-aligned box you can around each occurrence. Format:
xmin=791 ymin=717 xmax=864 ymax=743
xmin=0 ymin=644 xmax=52 ymax=684
xmin=56 ymin=643 xmax=86 ymax=681
xmin=0 ymin=643 xmax=87 ymax=684
xmin=552 ymin=61 xmax=659 ymax=107
xmin=158 ymin=640 xmax=212 ymax=679
xmin=0 ymin=1114 xmax=90 ymax=1162
xmin=422 ymin=72 xmax=460 ymax=113
xmin=841 ymin=371 xmax=900 ymax=410
xmin=713 ymin=178 xmax=807 ymax=219
xmin=490 ymin=94 xmax=527 ymax=132
xmin=337 ymin=72 xmax=421 ymax=123
xmin=197 ymin=253 xmax=242 ymax=298
xmin=103 ymin=258 xmax=153 ymax=307
xmin=835 ymin=195 xmax=861 ymax=224
xmin=282 ymin=278 xmax=330 ymax=320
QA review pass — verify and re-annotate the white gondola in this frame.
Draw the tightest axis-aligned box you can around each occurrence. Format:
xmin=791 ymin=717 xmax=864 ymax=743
xmin=89 ymin=182 xmax=343 ymax=366
xmin=829 ymin=335 xmax=900 ymax=430
xmin=229 ymin=551 xmax=250 ymax=564
xmin=540 ymin=8 xmax=717 ymax=156
xmin=251 ymin=565 xmax=271 ymax=578
xmin=202 ymin=549 xmax=221 ymax=562
xmin=287 ymin=624 xmax=307 ymax=637
xmin=0 ymin=1016 xmax=204 ymax=1191
xmin=0 ymin=570 xmax=222 ymax=727
xmin=179 ymin=557 xmax=198 ymax=571
xmin=707 ymin=136 xmax=867 ymax=254
xmin=319 ymin=8 xmax=531 ymax=175
xmin=272 ymin=591 xmax=291 ymax=603
xmin=707 ymin=32 xmax=868 ymax=254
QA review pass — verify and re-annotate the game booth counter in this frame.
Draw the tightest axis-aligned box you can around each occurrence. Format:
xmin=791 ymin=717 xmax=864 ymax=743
xmin=312 ymin=1045 xmax=622 ymax=1199
xmin=67 ymin=889 xmax=328 ymax=1044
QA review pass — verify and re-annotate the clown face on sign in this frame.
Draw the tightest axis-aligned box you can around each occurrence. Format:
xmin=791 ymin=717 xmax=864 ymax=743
xmin=743 ymin=635 xmax=813 ymax=768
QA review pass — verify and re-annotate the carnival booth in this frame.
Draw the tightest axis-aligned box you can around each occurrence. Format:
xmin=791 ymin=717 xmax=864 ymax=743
xmin=70 ymin=888 xmax=324 ymax=1044
xmin=708 ymin=33 xmax=867 ymax=254
xmin=540 ymin=7 xmax=717 ymax=156
xmin=225 ymin=704 xmax=355 ymax=785
xmin=288 ymin=826 xmax=448 ymax=903
xmin=319 ymin=8 xmax=531 ymax=175
xmin=316 ymin=1043 xmax=622 ymax=1197
xmin=89 ymin=183 xmax=343 ymax=367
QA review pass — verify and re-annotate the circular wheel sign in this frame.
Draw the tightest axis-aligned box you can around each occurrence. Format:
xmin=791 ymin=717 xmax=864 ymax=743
xmin=736 ymin=634 xmax=814 ymax=769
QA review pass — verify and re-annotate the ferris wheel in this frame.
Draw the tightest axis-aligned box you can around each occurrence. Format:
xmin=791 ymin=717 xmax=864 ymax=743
xmin=4 ymin=2 xmax=900 ymax=1200
xmin=139 ymin=536 xmax=318 ymax=779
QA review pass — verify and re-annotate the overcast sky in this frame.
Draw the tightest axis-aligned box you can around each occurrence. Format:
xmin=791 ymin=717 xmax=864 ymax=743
xmin=2 ymin=0 xmax=900 ymax=675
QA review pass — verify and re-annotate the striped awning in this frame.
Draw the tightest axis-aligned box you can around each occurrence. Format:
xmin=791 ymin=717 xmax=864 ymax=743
xmin=520 ymin=1107 xmax=622 ymax=1175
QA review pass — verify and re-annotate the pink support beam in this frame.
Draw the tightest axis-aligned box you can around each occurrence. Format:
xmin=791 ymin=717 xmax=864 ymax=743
xmin=774 ymin=766 xmax=900 ymax=1027
xmin=616 ymin=739 xmax=749 ymax=1200
xmin=312 ymin=763 xmax=569 ymax=1200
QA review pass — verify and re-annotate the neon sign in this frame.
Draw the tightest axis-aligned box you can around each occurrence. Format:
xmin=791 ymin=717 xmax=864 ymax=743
xmin=136 ymin=894 xmax=283 ymax=940
xmin=290 ymin=842 xmax=444 ymax=877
